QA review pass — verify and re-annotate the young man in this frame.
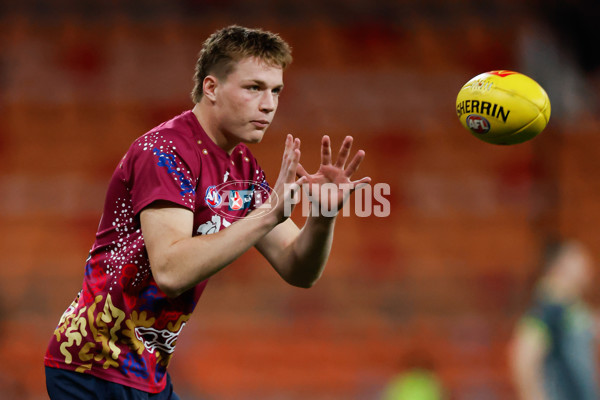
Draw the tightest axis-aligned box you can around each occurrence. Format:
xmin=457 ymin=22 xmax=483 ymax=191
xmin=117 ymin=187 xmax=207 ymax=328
xmin=44 ymin=25 xmax=370 ymax=399
xmin=510 ymin=240 xmax=599 ymax=400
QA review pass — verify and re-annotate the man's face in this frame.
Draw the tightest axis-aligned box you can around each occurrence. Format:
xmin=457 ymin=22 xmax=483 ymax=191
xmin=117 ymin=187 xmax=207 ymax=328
xmin=213 ymin=57 xmax=284 ymax=145
xmin=560 ymin=243 xmax=593 ymax=294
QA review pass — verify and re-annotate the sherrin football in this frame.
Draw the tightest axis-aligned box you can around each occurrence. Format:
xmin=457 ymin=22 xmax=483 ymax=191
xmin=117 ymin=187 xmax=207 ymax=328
xmin=456 ymin=70 xmax=551 ymax=145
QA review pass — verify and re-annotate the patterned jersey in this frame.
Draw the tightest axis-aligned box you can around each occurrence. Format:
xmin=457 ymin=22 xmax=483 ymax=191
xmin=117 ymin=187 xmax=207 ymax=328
xmin=45 ymin=110 xmax=269 ymax=393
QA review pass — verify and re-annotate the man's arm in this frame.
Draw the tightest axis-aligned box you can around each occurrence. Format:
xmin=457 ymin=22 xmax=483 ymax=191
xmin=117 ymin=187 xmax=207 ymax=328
xmin=141 ymin=135 xmax=303 ymax=298
xmin=510 ymin=318 xmax=550 ymax=400
xmin=141 ymin=203 xmax=278 ymax=298
xmin=256 ymin=135 xmax=370 ymax=288
xmin=254 ymin=216 xmax=334 ymax=288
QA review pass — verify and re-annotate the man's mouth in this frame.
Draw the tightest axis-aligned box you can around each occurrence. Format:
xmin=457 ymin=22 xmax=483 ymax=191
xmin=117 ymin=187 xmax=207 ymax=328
xmin=251 ymin=120 xmax=270 ymax=129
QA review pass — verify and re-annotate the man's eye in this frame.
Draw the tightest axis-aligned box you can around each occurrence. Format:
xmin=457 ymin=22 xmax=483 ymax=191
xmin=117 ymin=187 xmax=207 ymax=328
xmin=248 ymin=85 xmax=260 ymax=91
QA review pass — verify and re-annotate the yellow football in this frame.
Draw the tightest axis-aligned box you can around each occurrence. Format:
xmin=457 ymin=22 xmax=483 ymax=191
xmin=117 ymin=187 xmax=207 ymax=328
xmin=456 ymin=70 xmax=551 ymax=145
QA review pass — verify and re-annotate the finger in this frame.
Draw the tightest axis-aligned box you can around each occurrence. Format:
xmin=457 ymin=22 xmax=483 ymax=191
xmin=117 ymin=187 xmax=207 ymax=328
xmin=286 ymin=134 xmax=296 ymax=156
xmin=352 ymin=176 xmax=372 ymax=186
xmin=296 ymin=163 xmax=310 ymax=180
xmin=286 ymin=148 xmax=301 ymax=182
xmin=280 ymin=134 xmax=295 ymax=174
xmin=334 ymin=136 xmax=353 ymax=169
xmin=284 ymin=134 xmax=293 ymax=151
xmin=343 ymin=149 xmax=365 ymax=178
xmin=295 ymin=175 xmax=308 ymax=186
xmin=348 ymin=177 xmax=372 ymax=193
xmin=321 ymin=135 xmax=332 ymax=165
xmin=280 ymin=134 xmax=292 ymax=164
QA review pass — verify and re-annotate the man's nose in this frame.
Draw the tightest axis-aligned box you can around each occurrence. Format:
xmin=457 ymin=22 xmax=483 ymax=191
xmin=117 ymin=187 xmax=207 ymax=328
xmin=259 ymin=91 xmax=276 ymax=113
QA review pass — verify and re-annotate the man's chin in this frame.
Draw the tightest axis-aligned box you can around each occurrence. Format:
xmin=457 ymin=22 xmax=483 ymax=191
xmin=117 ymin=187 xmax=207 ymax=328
xmin=244 ymin=130 xmax=266 ymax=144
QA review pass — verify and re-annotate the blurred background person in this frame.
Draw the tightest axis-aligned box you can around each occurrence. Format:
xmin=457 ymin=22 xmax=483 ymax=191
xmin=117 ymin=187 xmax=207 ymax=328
xmin=380 ymin=349 xmax=446 ymax=400
xmin=510 ymin=240 xmax=599 ymax=400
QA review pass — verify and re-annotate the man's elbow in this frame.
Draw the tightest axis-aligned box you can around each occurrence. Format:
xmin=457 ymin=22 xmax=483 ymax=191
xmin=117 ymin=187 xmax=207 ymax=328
xmin=159 ymin=285 xmax=183 ymax=299
xmin=155 ymin=280 xmax=182 ymax=298
xmin=152 ymin=267 xmax=185 ymax=298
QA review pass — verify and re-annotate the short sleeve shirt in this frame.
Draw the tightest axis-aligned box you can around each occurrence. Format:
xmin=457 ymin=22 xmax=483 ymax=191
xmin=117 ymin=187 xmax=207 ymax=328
xmin=45 ymin=110 xmax=269 ymax=393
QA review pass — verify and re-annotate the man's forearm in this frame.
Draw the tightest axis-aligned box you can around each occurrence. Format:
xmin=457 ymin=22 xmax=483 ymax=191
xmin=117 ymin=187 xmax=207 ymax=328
xmin=283 ymin=215 xmax=336 ymax=288
xmin=146 ymin=208 xmax=278 ymax=298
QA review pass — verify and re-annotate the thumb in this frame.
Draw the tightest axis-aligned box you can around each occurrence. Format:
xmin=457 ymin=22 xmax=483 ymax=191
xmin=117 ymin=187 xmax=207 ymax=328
xmin=295 ymin=176 xmax=308 ymax=186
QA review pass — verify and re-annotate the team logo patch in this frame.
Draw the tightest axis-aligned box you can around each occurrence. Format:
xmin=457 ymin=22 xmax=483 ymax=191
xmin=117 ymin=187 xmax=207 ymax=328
xmin=205 ymin=186 xmax=222 ymax=208
xmin=466 ymin=114 xmax=490 ymax=134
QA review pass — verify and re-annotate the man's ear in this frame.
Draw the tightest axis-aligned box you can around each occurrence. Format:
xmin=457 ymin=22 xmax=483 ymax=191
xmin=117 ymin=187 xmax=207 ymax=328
xmin=203 ymin=75 xmax=218 ymax=102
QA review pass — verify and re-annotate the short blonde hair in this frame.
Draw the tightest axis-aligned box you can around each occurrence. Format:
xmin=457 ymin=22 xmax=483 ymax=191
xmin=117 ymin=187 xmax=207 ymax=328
xmin=191 ymin=25 xmax=292 ymax=103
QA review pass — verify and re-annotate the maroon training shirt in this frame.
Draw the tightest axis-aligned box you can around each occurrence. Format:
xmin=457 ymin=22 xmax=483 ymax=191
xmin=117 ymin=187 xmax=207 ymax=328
xmin=45 ymin=110 xmax=268 ymax=393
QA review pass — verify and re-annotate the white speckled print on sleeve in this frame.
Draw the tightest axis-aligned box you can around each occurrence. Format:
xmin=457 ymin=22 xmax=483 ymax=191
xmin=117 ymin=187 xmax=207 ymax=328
xmin=126 ymin=129 xmax=200 ymax=216
xmin=106 ymin=195 xmax=149 ymax=290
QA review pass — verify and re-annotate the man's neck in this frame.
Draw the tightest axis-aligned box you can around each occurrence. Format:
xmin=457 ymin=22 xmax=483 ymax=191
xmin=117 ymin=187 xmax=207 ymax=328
xmin=192 ymin=103 xmax=237 ymax=155
xmin=541 ymin=278 xmax=579 ymax=303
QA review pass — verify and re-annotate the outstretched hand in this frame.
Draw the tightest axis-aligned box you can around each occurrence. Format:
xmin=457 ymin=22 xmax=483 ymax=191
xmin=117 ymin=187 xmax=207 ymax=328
xmin=296 ymin=135 xmax=371 ymax=217
xmin=264 ymin=134 xmax=307 ymax=223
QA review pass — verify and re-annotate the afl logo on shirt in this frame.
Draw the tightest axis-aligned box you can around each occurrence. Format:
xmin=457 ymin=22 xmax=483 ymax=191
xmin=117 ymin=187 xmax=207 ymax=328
xmin=205 ymin=186 xmax=222 ymax=208
xmin=228 ymin=190 xmax=253 ymax=211
xmin=229 ymin=191 xmax=244 ymax=211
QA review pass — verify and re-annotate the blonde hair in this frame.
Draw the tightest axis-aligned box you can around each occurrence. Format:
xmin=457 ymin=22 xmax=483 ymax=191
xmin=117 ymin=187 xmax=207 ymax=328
xmin=191 ymin=25 xmax=292 ymax=103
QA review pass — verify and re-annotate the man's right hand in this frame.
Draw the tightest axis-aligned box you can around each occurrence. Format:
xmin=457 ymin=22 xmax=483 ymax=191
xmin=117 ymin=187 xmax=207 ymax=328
xmin=256 ymin=134 xmax=306 ymax=225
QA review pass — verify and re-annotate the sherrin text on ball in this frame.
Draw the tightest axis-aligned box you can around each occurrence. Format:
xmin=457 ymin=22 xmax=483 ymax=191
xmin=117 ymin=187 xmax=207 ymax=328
xmin=456 ymin=70 xmax=551 ymax=145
